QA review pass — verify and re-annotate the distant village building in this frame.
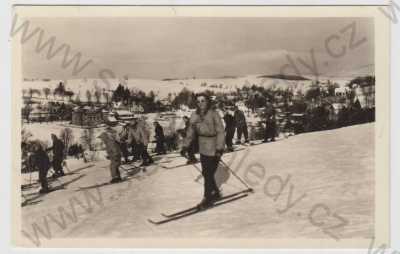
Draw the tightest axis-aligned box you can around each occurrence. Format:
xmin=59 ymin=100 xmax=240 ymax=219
xmin=71 ymin=106 xmax=104 ymax=126
xmin=130 ymin=102 xmax=145 ymax=114
xmin=114 ymin=110 xmax=135 ymax=121
xmin=159 ymin=99 xmax=172 ymax=111
xmin=318 ymin=81 xmax=330 ymax=94
xmin=28 ymin=108 xmax=50 ymax=122
xmin=335 ymin=87 xmax=351 ymax=97
xmin=100 ymin=93 xmax=109 ymax=104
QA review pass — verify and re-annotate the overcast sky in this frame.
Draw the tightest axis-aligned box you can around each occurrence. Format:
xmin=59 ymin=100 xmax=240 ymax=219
xmin=22 ymin=17 xmax=374 ymax=80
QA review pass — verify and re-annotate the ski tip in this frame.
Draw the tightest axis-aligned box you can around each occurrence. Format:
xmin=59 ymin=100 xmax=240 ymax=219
xmin=147 ymin=219 xmax=159 ymax=225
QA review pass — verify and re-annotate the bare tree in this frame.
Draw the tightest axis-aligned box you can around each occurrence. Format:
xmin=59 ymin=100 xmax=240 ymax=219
xmin=103 ymin=92 xmax=110 ymax=105
xmin=80 ymin=127 xmax=98 ymax=162
xmin=65 ymin=90 xmax=74 ymax=101
xmin=30 ymin=89 xmax=41 ymax=97
xmin=94 ymin=90 xmax=101 ymax=104
xmin=80 ymin=128 xmax=94 ymax=151
xmin=60 ymin=128 xmax=74 ymax=158
xmin=86 ymin=90 xmax=92 ymax=103
xmin=75 ymin=92 xmax=81 ymax=103
xmin=28 ymin=88 xmax=34 ymax=98
xmin=43 ymin=87 xmax=51 ymax=99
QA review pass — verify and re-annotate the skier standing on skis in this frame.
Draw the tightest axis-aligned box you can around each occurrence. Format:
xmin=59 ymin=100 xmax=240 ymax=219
xmin=223 ymin=110 xmax=236 ymax=152
xmin=119 ymin=123 xmax=130 ymax=164
xmin=181 ymin=93 xmax=225 ymax=209
xmin=98 ymin=126 xmax=122 ymax=183
xmin=47 ymin=134 xmax=65 ymax=178
xmin=264 ymin=114 xmax=277 ymax=143
xmin=153 ymin=121 xmax=166 ymax=155
xmin=30 ymin=141 xmax=51 ymax=193
xmin=234 ymin=106 xmax=249 ymax=144
xmin=181 ymin=116 xmax=198 ymax=164
xmin=128 ymin=118 xmax=154 ymax=166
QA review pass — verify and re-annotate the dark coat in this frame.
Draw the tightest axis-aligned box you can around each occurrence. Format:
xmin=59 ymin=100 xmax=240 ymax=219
xmin=155 ymin=124 xmax=165 ymax=140
xmin=234 ymin=109 xmax=247 ymax=127
xmin=265 ymin=117 xmax=277 ymax=137
xmin=49 ymin=138 xmax=65 ymax=160
xmin=223 ymin=113 xmax=236 ymax=131
xmin=30 ymin=149 xmax=51 ymax=171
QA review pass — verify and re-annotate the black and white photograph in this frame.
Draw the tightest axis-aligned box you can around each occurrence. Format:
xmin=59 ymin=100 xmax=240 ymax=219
xmin=11 ymin=6 xmax=390 ymax=248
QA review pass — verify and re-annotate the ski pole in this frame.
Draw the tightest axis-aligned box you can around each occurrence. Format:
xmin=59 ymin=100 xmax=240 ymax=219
xmin=219 ymin=158 xmax=254 ymax=192
xmin=62 ymin=160 xmax=72 ymax=174
xmin=181 ymin=153 xmax=202 ymax=174
xmin=191 ymin=163 xmax=202 ymax=174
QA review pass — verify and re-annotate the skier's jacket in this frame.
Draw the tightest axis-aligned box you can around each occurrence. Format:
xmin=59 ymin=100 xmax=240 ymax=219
xmin=47 ymin=138 xmax=65 ymax=160
xmin=119 ymin=126 xmax=129 ymax=142
xmin=98 ymin=128 xmax=121 ymax=160
xmin=155 ymin=124 xmax=165 ymax=141
xmin=234 ymin=109 xmax=247 ymax=128
xmin=127 ymin=124 xmax=149 ymax=146
xmin=29 ymin=147 xmax=51 ymax=172
xmin=183 ymin=109 xmax=225 ymax=156
xmin=138 ymin=119 xmax=151 ymax=142
xmin=223 ymin=113 xmax=236 ymax=132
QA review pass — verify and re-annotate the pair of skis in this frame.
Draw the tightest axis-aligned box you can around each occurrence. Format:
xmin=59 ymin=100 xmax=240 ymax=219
xmin=147 ymin=188 xmax=253 ymax=225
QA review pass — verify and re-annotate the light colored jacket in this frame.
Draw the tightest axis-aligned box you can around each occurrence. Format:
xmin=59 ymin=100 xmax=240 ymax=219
xmin=184 ymin=109 xmax=225 ymax=156
xmin=98 ymin=129 xmax=121 ymax=160
xmin=138 ymin=119 xmax=151 ymax=141
xmin=119 ymin=126 xmax=129 ymax=142
xmin=128 ymin=124 xmax=149 ymax=146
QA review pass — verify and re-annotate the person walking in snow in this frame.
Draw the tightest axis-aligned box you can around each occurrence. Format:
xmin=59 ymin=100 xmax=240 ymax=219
xmin=181 ymin=93 xmax=225 ymax=209
xmin=98 ymin=126 xmax=122 ymax=183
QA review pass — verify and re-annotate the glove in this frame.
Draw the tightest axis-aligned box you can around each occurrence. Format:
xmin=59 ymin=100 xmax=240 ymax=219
xmin=215 ymin=149 xmax=224 ymax=159
xmin=180 ymin=147 xmax=188 ymax=157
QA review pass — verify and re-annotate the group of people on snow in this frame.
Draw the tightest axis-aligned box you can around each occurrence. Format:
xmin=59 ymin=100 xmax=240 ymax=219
xmin=25 ymin=134 xmax=66 ymax=193
xmin=27 ymin=95 xmax=278 ymax=211
xmin=98 ymin=117 xmax=156 ymax=183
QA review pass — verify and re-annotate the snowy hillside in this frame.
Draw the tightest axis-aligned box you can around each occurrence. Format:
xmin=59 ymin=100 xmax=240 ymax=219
xmin=20 ymin=123 xmax=374 ymax=247
xmin=22 ymin=74 xmax=323 ymax=99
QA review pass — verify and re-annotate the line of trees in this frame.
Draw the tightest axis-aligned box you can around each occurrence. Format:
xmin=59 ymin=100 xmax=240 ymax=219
xmin=22 ymin=82 xmax=75 ymax=101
